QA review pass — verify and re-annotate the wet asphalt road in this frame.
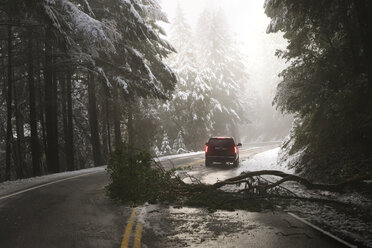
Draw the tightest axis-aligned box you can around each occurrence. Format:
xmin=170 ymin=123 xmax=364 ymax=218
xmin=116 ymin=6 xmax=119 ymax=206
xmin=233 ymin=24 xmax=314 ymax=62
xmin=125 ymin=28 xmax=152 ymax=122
xmin=0 ymin=145 xmax=350 ymax=248
xmin=0 ymin=172 xmax=128 ymax=248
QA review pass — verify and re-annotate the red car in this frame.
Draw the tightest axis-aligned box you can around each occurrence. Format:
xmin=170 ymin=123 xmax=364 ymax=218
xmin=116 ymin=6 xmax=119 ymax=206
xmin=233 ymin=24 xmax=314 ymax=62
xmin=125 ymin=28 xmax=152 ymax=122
xmin=205 ymin=137 xmax=242 ymax=167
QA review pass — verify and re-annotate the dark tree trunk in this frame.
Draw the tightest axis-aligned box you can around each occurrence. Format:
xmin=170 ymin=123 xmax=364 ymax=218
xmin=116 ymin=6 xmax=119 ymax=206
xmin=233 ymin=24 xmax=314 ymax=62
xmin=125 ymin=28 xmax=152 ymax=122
xmin=101 ymin=83 xmax=109 ymax=160
xmin=87 ymin=72 xmax=103 ymax=166
xmin=1 ymin=42 xmax=5 ymax=103
xmin=101 ymin=97 xmax=108 ymax=160
xmin=106 ymin=89 xmax=112 ymax=154
xmin=44 ymin=32 xmax=59 ymax=173
xmin=28 ymin=34 xmax=41 ymax=176
xmin=13 ymin=68 xmax=25 ymax=179
xmin=66 ymin=72 xmax=74 ymax=170
xmin=37 ymin=39 xmax=47 ymax=168
xmin=127 ymin=102 xmax=134 ymax=149
xmin=61 ymin=74 xmax=68 ymax=170
xmin=113 ymin=87 xmax=122 ymax=149
xmin=101 ymin=123 xmax=108 ymax=160
xmin=5 ymin=25 xmax=13 ymax=181
xmin=354 ymin=0 xmax=372 ymax=87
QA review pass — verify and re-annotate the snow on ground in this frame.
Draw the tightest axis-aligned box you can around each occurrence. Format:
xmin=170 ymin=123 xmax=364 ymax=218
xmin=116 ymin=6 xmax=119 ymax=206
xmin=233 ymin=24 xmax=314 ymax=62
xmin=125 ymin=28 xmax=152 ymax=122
xmin=155 ymin=151 xmax=204 ymax=162
xmin=0 ymin=151 xmax=203 ymax=197
xmin=236 ymin=147 xmax=294 ymax=175
xmin=0 ymin=166 xmax=106 ymax=197
xmin=237 ymin=147 xmax=372 ymax=247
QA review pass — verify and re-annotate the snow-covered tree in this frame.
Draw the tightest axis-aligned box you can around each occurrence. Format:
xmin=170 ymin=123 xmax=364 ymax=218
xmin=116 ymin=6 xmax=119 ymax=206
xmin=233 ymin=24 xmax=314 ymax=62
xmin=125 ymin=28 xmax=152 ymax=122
xmin=153 ymin=144 xmax=161 ymax=157
xmin=195 ymin=9 xmax=249 ymax=137
xmin=160 ymin=131 xmax=172 ymax=155
xmin=173 ymin=130 xmax=187 ymax=154
xmin=159 ymin=4 xmax=213 ymax=151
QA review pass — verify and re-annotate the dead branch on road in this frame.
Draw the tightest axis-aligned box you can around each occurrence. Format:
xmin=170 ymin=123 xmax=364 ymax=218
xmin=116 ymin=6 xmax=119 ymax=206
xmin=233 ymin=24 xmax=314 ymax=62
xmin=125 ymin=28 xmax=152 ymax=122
xmin=212 ymin=170 xmax=370 ymax=193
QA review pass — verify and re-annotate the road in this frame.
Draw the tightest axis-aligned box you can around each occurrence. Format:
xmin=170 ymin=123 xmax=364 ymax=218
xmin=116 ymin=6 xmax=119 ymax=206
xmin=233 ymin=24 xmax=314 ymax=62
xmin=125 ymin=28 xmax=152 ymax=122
xmin=0 ymin=145 xmax=351 ymax=248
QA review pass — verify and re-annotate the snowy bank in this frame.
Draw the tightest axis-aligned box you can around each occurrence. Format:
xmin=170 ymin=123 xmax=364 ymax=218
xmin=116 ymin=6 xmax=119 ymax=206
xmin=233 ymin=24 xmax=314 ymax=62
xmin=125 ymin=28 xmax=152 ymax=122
xmin=232 ymin=147 xmax=372 ymax=247
xmin=236 ymin=147 xmax=294 ymax=175
xmin=0 ymin=166 xmax=106 ymax=198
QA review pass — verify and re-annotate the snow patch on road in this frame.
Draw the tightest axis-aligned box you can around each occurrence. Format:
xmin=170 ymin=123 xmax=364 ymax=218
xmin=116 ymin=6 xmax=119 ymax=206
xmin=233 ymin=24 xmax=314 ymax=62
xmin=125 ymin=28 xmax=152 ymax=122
xmin=0 ymin=166 xmax=106 ymax=197
xmin=137 ymin=203 xmax=159 ymax=228
xmin=155 ymin=151 xmax=204 ymax=162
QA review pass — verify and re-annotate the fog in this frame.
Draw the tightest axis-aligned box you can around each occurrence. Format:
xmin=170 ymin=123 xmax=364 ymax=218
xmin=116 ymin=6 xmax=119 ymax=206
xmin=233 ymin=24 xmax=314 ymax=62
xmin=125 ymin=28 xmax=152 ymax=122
xmin=160 ymin=0 xmax=293 ymax=143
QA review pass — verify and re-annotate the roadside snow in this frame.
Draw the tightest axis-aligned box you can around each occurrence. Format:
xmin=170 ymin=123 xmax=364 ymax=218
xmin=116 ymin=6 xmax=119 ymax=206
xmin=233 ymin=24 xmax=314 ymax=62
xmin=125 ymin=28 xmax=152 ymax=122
xmin=155 ymin=151 xmax=204 ymax=162
xmin=0 ymin=166 xmax=106 ymax=197
xmin=236 ymin=147 xmax=294 ymax=175
xmin=231 ymin=147 xmax=372 ymax=247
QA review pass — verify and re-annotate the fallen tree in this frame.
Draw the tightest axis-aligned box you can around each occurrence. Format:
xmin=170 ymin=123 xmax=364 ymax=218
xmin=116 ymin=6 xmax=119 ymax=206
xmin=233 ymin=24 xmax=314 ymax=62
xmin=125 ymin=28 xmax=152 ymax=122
xmin=106 ymin=146 xmax=371 ymax=211
xmin=213 ymin=170 xmax=372 ymax=193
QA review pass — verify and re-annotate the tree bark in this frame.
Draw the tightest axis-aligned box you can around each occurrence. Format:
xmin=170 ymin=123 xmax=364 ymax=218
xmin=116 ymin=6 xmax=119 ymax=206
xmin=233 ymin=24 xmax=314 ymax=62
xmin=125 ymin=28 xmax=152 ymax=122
xmin=113 ymin=87 xmax=122 ymax=149
xmin=354 ymin=0 xmax=372 ymax=87
xmin=13 ymin=66 xmax=25 ymax=179
xmin=5 ymin=25 xmax=13 ymax=180
xmin=36 ymin=38 xmax=47 ymax=173
xmin=105 ymin=88 xmax=112 ymax=154
xmin=44 ymin=31 xmax=59 ymax=173
xmin=28 ymin=33 xmax=41 ymax=176
xmin=61 ymin=73 xmax=68 ymax=170
xmin=127 ymin=101 xmax=134 ymax=149
xmin=101 ymin=88 xmax=108 ymax=160
xmin=66 ymin=71 xmax=74 ymax=170
xmin=87 ymin=72 xmax=103 ymax=166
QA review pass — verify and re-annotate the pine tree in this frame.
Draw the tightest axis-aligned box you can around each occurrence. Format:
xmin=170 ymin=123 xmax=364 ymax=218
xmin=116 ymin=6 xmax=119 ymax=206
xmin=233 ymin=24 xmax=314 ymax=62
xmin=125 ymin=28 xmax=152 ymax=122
xmin=173 ymin=130 xmax=187 ymax=154
xmin=160 ymin=4 xmax=213 ymax=151
xmin=160 ymin=131 xmax=173 ymax=155
xmin=195 ymin=9 xmax=248 ymax=137
xmin=153 ymin=144 xmax=161 ymax=157
xmin=0 ymin=0 xmax=177 ymax=180
xmin=265 ymin=0 xmax=372 ymax=182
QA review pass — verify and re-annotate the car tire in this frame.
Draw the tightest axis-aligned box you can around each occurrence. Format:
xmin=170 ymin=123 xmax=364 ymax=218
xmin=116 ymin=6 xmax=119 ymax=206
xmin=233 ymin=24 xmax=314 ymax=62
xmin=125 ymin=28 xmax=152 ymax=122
xmin=233 ymin=160 xmax=239 ymax=167
xmin=205 ymin=159 xmax=211 ymax=167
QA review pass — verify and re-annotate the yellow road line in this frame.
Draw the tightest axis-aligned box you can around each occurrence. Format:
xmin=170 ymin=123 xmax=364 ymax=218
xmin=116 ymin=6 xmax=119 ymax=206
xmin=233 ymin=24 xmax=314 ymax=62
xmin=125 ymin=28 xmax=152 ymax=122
xmin=133 ymin=223 xmax=143 ymax=248
xmin=121 ymin=158 xmax=205 ymax=248
xmin=121 ymin=208 xmax=137 ymax=248
xmin=180 ymin=159 xmax=205 ymax=169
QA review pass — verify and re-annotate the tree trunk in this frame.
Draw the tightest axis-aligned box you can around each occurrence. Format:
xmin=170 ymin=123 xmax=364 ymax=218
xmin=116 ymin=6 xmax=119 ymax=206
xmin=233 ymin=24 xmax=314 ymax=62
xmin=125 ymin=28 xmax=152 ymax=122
xmin=101 ymin=89 xmax=108 ymax=160
xmin=1 ymin=41 xmax=5 ymax=104
xmin=87 ymin=72 xmax=103 ymax=166
xmin=127 ymin=102 xmax=134 ymax=149
xmin=5 ymin=25 xmax=13 ymax=181
xmin=66 ymin=71 xmax=74 ymax=171
xmin=36 ymin=39 xmax=47 ymax=174
xmin=61 ymin=74 xmax=68 ymax=171
xmin=113 ymin=87 xmax=122 ymax=149
xmin=44 ymin=31 xmax=59 ymax=173
xmin=354 ymin=0 xmax=372 ymax=86
xmin=105 ymin=88 xmax=112 ymax=154
xmin=13 ymin=68 xmax=25 ymax=179
xmin=28 ymin=34 xmax=41 ymax=176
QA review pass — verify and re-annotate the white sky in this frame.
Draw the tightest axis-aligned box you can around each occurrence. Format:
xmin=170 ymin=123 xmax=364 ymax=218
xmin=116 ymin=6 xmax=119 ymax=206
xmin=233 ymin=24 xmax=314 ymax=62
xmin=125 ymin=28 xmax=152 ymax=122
xmin=160 ymin=0 xmax=287 ymax=97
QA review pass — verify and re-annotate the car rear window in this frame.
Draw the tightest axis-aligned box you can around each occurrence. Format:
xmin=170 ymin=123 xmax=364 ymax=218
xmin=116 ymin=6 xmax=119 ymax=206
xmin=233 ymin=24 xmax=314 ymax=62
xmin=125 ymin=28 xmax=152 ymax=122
xmin=208 ymin=138 xmax=235 ymax=147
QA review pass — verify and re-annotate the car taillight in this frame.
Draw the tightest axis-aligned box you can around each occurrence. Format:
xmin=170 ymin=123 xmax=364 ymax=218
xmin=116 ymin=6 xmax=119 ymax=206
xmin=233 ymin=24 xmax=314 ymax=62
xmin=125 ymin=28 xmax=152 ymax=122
xmin=234 ymin=146 xmax=237 ymax=154
xmin=205 ymin=145 xmax=209 ymax=153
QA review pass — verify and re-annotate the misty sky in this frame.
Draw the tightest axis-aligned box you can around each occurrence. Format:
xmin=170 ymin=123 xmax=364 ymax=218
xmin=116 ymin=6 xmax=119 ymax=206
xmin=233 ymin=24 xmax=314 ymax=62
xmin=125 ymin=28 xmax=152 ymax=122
xmin=160 ymin=0 xmax=287 ymax=97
